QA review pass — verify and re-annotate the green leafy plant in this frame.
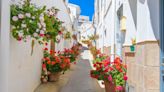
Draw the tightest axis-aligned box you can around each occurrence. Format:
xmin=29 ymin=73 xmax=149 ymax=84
xmin=11 ymin=0 xmax=46 ymax=42
xmin=90 ymin=55 xmax=127 ymax=91
xmin=44 ymin=7 xmax=63 ymax=42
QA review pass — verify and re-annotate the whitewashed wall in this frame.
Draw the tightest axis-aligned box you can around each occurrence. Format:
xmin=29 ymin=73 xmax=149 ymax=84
xmin=136 ymin=0 xmax=159 ymax=43
xmin=123 ymin=0 xmax=136 ymax=46
xmin=0 ymin=0 xmax=72 ymax=92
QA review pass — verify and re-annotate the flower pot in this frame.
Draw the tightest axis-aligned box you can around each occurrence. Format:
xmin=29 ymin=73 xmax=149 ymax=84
xmin=104 ymin=81 xmax=125 ymax=92
xmin=104 ymin=81 xmax=116 ymax=92
xmin=130 ymin=45 xmax=135 ymax=52
xmin=48 ymin=72 xmax=61 ymax=82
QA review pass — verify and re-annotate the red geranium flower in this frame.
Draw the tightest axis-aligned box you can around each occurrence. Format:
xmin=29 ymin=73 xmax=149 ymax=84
xmin=44 ymin=48 xmax=48 ymax=51
xmin=51 ymin=61 xmax=56 ymax=65
xmin=123 ymin=75 xmax=128 ymax=80
xmin=42 ymin=64 xmax=46 ymax=69
xmin=47 ymin=60 xmax=51 ymax=65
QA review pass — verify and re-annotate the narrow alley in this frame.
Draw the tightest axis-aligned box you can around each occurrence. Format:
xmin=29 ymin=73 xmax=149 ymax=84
xmin=0 ymin=0 xmax=163 ymax=92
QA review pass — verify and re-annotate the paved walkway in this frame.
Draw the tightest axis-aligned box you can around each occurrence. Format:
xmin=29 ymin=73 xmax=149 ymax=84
xmin=60 ymin=55 xmax=103 ymax=92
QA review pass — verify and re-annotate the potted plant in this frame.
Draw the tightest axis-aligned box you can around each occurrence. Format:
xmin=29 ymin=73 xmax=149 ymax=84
xmin=44 ymin=7 xmax=63 ymax=43
xmin=42 ymin=48 xmax=71 ymax=82
xmin=90 ymin=55 xmax=127 ymax=92
xmin=130 ymin=38 xmax=136 ymax=52
xmin=63 ymin=31 xmax=71 ymax=40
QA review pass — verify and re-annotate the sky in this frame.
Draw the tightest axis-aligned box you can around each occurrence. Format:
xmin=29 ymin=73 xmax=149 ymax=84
xmin=68 ymin=0 xmax=94 ymax=21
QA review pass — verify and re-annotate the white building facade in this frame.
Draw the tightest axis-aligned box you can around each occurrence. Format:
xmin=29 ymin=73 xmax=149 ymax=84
xmin=67 ymin=3 xmax=81 ymax=42
xmin=78 ymin=15 xmax=95 ymax=42
xmin=94 ymin=0 xmax=162 ymax=92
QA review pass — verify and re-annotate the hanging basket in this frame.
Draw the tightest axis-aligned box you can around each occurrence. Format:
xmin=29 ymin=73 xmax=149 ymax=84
xmin=48 ymin=72 xmax=61 ymax=82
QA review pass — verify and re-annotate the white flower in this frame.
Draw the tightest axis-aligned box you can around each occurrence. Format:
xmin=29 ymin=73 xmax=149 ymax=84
xmin=25 ymin=13 xmax=31 ymax=18
xmin=33 ymin=33 xmax=38 ymax=37
xmin=39 ymin=16 xmax=44 ymax=22
xmin=18 ymin=32 xmax=23 ymax=37
xmin=56 ymin=35 xmax=60 ymax=39
xmin=37 ymin=23 xmax=42 ymax=28
xmin=12 ymin=16 xmax=18 ymax=21
xmin=36 ymin=29 xmax=40 ymax=32
xmin=41 ymin=22 xmax=46 ymax=27
xmin=43 ymin=27 xmax=46 ymax=31
xmin=18 ymin=13 xmax=24 ymax=19
xmin=40 ymin=30 xmax=44 ymax=34
xmin=49 ymin=11 xmax=53 ymax=16
xmin=21 ymin=24 xmax=27 ymax=28
xmin=32 ymin=16 xmax=35 ymax=19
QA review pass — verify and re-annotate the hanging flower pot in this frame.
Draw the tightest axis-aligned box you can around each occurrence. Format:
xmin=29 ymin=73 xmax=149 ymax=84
xmin=48 ymin=72 xmax=61 ymax=82
xmin=130 ymin=45 xmax=135 ymax=52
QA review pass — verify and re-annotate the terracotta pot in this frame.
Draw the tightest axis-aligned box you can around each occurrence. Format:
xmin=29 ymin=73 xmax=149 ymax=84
xmin=104 ymin=81 xmax=125 ymax=92
xmin=104 ymin=81 xmax=116 ymax=92
xmin=48 ymin=72 xmax=61 ymax=82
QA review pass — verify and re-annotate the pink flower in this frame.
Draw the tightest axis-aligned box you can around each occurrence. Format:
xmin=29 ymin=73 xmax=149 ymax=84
xmin=123 ymin=75 xmax=128 ymax=80
xmin=12 ymin=16 xmax=18 ymax=21
xmin=108 ymin=75 xmax=112 ymax=82
xmin=18 ymin=13 xmax=24 ymax=19
xmin=115 ymin=86 xmax=123 ymax=91
xmin=40 ymin=30 xmax=45 ymax=37
xmin=25 ymin=13 xmax=31 ymax=18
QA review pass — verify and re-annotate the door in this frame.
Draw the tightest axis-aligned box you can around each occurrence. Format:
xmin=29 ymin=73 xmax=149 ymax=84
xmin=160 ymin=0 xmax=164 ymax=92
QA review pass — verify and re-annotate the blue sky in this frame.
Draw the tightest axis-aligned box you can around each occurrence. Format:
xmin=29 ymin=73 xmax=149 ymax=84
xmin=68 ymin=0 xmax=94 ymax=21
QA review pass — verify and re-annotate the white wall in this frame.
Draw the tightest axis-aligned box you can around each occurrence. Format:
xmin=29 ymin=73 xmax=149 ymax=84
xmin=9 ymin=38 xmax=44 ymax=92
xmin=0 ymin=0 xmax=72 ymax=92
xmin=0 ymin=0 xmax=10 ymax=92
xmin=137 ymin=0 xmax=159 ymax=43
xmin=123 ymin=0 xmax=136 ymax=46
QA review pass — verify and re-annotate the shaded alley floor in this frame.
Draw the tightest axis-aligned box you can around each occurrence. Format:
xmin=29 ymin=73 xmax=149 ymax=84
xmin=35 ymin=47 xmax=104 ymax=92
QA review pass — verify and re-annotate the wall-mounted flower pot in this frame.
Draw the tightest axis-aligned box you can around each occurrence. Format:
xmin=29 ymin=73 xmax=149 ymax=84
xmin=130 ymin=45 xmax=135 ymax=52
